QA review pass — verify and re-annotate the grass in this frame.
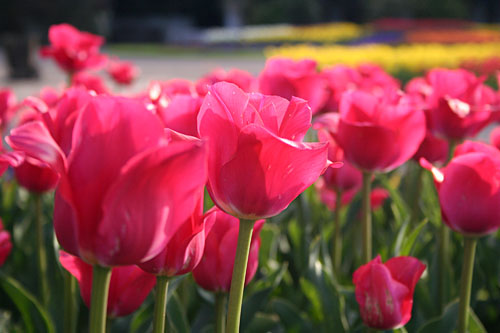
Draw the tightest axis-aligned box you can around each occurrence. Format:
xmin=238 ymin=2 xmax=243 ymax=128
xmin=106 ymin=43 xmax=265 ymax=58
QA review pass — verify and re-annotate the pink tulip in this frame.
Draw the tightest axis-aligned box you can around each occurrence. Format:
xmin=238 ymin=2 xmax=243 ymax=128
xmin=258 ymin=58 xmax=328 ymax=115
xmin=156 ymin=95 xmax=202 ymax=137
xmin=353 ymin=255 xmax=426 ymax=330
xmin=60 ymin=251 xmax=156 ymax=317
xmin=0 ymin=88 xmax=16 ymax=130
xmin=322 ymin=64 xmax=400 ymax=112
xmin=421 ymin=141 xmax=500 ymax=236
xmin=196 ymin=68 xmax=256 ymax=96
xmin=8 ymin=95 xmax=208 ymax=266
xmin=192 ymin=207 xmax=264 ymax=292
xmin=72 ymin=71 xmax=110 ymax=94
xmin=335 ymin=90 xmax=426 ymax=172
xmin=107 ymin=59 xmax=139 ymax=85
xmin=314 ymin=113 xmax=362 ymax=192
xmin=0 ymin=219 xmax=12 ymax=267
xmin=418 ymin=68 xmax=496 ymax=140
xmin=198 ymin=82 xmax=328 ymax=219
xmin=14 ymin=160 xmax=59 ymax=193
xmin=40 ymin=24 xmax=107 ymax=73
xmin=489 ymin=126 xmax=500 ymax=150
xmin=138 ymin=193 xmax=213 ymax=276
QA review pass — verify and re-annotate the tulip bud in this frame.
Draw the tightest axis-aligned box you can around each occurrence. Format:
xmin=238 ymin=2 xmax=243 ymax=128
xmin=353 ymin=255 xmax=426 ymax=330
xmin=192 ymin=207 xmax=264 ymax=292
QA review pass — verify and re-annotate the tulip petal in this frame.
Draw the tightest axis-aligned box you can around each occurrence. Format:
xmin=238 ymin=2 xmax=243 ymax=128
xmin=7 ymin=121 xmax=66 ymax=174
xmin=217 ymin=124 xmax=328 ymax=219
xmin=385 ymin=256 xmax=426 ymax=327
xmin=60 ymin=96 xmax=165 ymax=263
xmin=95 ymin=140 xmax=207 ymax=266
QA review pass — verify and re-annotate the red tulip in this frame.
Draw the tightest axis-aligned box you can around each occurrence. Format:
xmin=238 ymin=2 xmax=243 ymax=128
xmin=14 ymin=160 xmax=59 ymax=193
xmin=489 ymin=126 xmax=500 ymax=150
xmin=138 ymin=192 xmax=213 ymax=276
xmin=192 ymin=207 xmax=264 ymax=292
xmin=314 ymin=113 xmax=362 ymax=192
xmin=40 ymin=24 xmax=107 ymax=73
xmin=353 ymin=255 xmax=426 ymax=330
xmin=0 ymin=88 xmax=16 ymax=130
xmin=8 ymin=95 xmax=208 ymax=266
xmin=419 ymin=68 xmax=496 ymax=140
xmin=196 ymin=68 xmax=256 ymax=96
xmin=258 ymin=58 xmax=328 ymax=115
xmin=421 ymin=141 xmax=500 ymax=235
xmin=335 ymin=90 xmax=425 ymax=172
xmin=412 ymin=132 xmax=449 ymax=164
xmin=0 ymin=219 xmax=12 ymax=267
xmin=72 ymin=71 xmax=110 ymax=94
xmin=155 ymin=95 xmax=202 ymax=137
xmin=59 ymin=251 xmax=156 ymax=317
xmin=322 ymin=64 xmax=400 ymax=113
xmin=198 ymin=82 xmax=328 ymax=219
xmin=107 ymin=59 xmax=139 ymax=85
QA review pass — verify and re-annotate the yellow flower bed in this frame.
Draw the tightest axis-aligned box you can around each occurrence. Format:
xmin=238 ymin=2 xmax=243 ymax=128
xmin=265 ymin=43 xmax=500 ymax=73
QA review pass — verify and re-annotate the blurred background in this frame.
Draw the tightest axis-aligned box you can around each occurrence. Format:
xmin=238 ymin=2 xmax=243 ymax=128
xmin=1 ymin=0 xmax=499 ymax=95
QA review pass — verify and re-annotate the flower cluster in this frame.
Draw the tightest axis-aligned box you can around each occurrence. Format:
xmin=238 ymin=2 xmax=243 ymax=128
xmin=1 ymin=23 xmax=500 ymax=333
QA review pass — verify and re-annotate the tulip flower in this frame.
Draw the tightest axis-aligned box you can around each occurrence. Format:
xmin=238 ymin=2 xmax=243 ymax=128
xmin=60 ymin=251 xmax=156 ymax=317
xmin=422 ymin=140 xmax=500 ymax=332
xmin=489 ymin=126 xmax=500 ymax=150
xmin=155 ymin=95 xmax=202 ymax=137
xmin=0 ymin=88 xmax=16 ymax=130
xmin=353 ymin=255 xmax=426 ymax=330
xmin=107 ymin=59 xmax=139 ymax=85
xmin=7 ymin=95 xmax=208 ymax=332
xmin=258 ymin=57 xmax=328 ymax=114
xmin=198 ymin=82 xmax=327 ymax=331
xmin=193 ymin=207 xmax=264 ymax=292
xmin=334 ymin=89 xmax=425 ymax=263
xmin=0 ymin=219 xmax=12 ymax=267
xmin=40 ymin=24 xmax=107 ymax=74
xmin=196 ymin=68 xmax=256 ymax=96
xmin=198 ymin=82 xmax=328 ymax=220
xmin=419 ymin=68 xmax=496 ymax=141
xmin=71 ymin=71 xmax=110 ymax=94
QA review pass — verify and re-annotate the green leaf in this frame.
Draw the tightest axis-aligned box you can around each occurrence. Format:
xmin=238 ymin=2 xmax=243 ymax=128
xmin=166 ymin=293 xmax=190 ymax=333
xmin=129 ymin=301 xmax=153 ymax=333
xmin=469 ymin=309 xmax=487 ymax=333
xmin=378 ymin=174 xmax=410 ymax=224
xmin=240 ymin=287 xmax=273 ymax=332
xmin=299 ymin=278 xmax=323 ymax=322
xmin=400 ymin=219 xmax=429 ymax=256
xmin=417 ymin=299 xmax=458 ymax=333
xmin=419 ymin=172 xmax=441 ymax=228
xmin=0 ymin=274 xmax=55 ymax=333
xmin=270 ymin=298 xmax=312 ymax=331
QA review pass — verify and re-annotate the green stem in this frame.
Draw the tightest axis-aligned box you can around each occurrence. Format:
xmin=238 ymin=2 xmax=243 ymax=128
xmin=63 ymin=272 xmax=78 ymax=333
xmin=332 ymin=188 xmax=343 ymax=274
xmin=361 ymin=172 xmax=373 ymax=264
xmin=153 ymin=275 xmax=170 ymax=333
xmin=458 ymin=237 xmax=478 ymax=333
xmin=215 ymin=292 xmax=227 ymax=333
xmin=226 ymin=219 xmax=255 ymax=333
xmin=438 ymin=225 xmax=450 ymax=312
xmin=89 ymin=265 xmax=112 ymax=333
xmin=411 ymin=165 xmax=424 ymax=225
xmin=34 ymin=194 xmax=49 ymax=307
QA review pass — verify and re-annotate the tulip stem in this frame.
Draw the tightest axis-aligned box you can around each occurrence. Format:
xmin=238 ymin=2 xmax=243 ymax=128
xmin=332 ymin=188 xmax=343 ymax=275
xmin=215 ymin=292 xmax=227 ymax=333
xmin=34 ymin=194 xmax=49 ymax=308
xmin=63 ymin=272 xmax=78 ymax=333
xmin=361 ymin=172 xmax=373 ymax=264
xmin=153 ymin=275 xmax=170 ymax=333
xmin=89 ymin=265 xmax=112 ymax=333
xmin=458 ymin=237 xmax=477 ymax=333
xmin=226 ymin=219 xmax=255 ymax=333
xmin=438 ymin=224 xmax=450 ymax=312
